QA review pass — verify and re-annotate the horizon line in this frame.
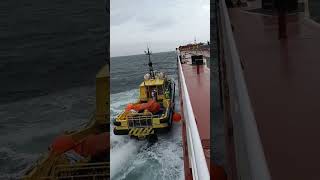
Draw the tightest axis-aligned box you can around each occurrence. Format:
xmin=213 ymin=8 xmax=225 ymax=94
xmin=110 ymin=50 xmax=175 ymax=58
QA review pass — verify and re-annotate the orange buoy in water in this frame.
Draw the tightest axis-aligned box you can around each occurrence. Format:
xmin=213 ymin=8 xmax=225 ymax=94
xmin=51 ymin=135 xmax=76 ymax=154
xmin=173 ymin=112 xmax=182 ymax=122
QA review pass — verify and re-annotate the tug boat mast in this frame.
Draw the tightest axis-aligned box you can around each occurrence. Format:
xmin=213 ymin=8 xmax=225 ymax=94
xmin=145 ymin=47 xmax=155 ymax=79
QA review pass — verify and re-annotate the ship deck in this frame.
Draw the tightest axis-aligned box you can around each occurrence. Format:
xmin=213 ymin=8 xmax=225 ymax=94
xmin=229 ymin=7 xmax=320 ymax=180
xmin=180 ymin=53 xmax=211 ymax=170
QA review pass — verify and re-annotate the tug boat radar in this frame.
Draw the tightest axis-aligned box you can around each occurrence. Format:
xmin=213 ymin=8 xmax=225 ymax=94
xmin=113 ymin=48 xmax=177 ymax=142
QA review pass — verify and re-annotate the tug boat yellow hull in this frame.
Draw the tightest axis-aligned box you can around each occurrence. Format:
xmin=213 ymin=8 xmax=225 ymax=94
xmin=22 ymin=65 xmax=109 ymax=180
xmin=113 ymin=78 xmax=175 ymax=141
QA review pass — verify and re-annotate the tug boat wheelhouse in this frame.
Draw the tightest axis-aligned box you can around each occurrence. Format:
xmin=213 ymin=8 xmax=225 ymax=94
xmin=113 ymin=48 xmax=175 ymax=141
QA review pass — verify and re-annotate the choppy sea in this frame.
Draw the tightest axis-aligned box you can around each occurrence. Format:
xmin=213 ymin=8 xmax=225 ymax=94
xmin=0 ymin=0 xmax=106 ymax=178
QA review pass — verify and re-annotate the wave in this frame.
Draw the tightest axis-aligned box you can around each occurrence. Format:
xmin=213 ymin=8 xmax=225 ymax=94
xmin=0 ymin=147 xmax=38 ymax=179
xmin=0 ymin=86 xmax=96 ymax=177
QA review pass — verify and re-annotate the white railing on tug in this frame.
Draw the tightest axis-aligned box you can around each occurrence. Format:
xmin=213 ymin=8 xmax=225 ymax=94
xmin=177 ymin=57 xmax=210 ymax=180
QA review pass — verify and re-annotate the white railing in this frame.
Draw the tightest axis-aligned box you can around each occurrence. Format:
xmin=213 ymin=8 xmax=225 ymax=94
xmin=178 ymin=58 xmax=210 ymax=180
xmin=219 ymin=1 xmax=271 ymax=179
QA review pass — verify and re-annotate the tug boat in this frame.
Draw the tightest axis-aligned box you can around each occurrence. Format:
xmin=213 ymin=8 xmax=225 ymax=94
xmin=113 ymin=48 xmax=176 ymax=141
xmin=22 ymin=65 xmax=109 ymax=180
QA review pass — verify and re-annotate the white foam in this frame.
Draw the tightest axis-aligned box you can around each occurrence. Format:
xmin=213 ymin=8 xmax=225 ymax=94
xmin=110 ymin=139 xmax=143 ymax=179
xmin=0 ymin=147 xmax=39 ymax=178
xmin=111 ymin=89 xmax=138 ymax=108
xmin=0 ymin=86 xmax=95 ymax=177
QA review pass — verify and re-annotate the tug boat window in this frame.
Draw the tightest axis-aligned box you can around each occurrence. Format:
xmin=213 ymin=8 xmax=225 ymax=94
xmin=147 ymin=86 xmax=163 ymax=98
xmin=157 ymin=86 xmax=163 ymax=95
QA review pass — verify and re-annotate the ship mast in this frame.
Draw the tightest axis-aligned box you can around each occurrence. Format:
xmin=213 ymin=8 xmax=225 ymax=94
xmin=145 ymin=47 xmax=155 ymax=79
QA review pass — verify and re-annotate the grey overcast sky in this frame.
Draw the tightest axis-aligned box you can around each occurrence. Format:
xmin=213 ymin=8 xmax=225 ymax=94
xmin=110 ymin=0 xmax=210 ymax=57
